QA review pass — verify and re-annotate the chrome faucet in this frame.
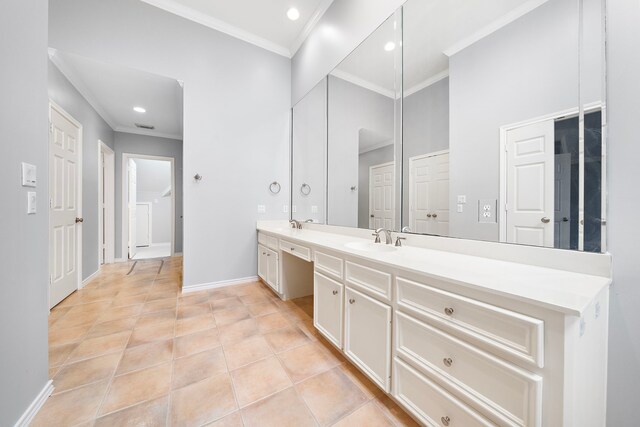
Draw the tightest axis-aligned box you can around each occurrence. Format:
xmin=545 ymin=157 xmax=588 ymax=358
xmin=374 ymin=228 xmax=393 ymax=244
xmin=289 ymin=219 xmax=302 ymax=229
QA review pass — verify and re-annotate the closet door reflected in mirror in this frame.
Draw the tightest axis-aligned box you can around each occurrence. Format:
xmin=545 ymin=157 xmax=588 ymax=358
xmin=401 ymin=0 xmax=606 ymax=252
xmin=292 ymin=78 xmax=327 ymax=224
xmin=327 ymin=10 xmax=402 ymax=231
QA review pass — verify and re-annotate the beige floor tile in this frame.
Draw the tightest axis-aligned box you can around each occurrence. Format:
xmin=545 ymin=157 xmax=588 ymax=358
xmin=264 ymin=325 xmax=311 ymax=353
xmin=49 ymin=323 xmax=93 ymax=346
xmin=214 ymin=306 xmax=252 ymax=326
xmin=146 ymin=290 xmax=178 ymax=302
xmin=117 ymin=339 xmax=173 ymax=375
xmin=239 ymin=294 xmax=272 ymax=305
xmin=203 ymin=411 xmax=244 ymax=427
xmin=172 ymin=347 xmax=227 ymax=389
xmin=174 ymin=327 xmax=220 ymax=359
xmin=49 ymin=309 xmax=101 ymax=330
xmin=332 ymin=401 xmax=394 ymax=427
xmin=338 ymin=362 xmax=385 ymax=399
xmin=209 ymin=289 xmax=237 ymax=301
xmin=241 ymin=387 xmax=317 ymax=427
xmin=170 ymin=373 xmax=237 ymax=427
xmin=136 ymin=309 xmax=177 ymax=329
xmin=211 ymin=297 xmax=244 ymax=313
xmin=111 ymin=293 xmax=148 ymax=308
xmin=94 ymin=395 xmax=168 ymax=427
xmin=178 ymin=292 xmax=210 ymax=306
xmin=282 ymin=307 xmax=312 ymax=324
xmin=175 ymin=313 xmax=216 ymax=337
xmin=278 ymin=342 xmax=342 ymax=383
xmin=296 ymin=367 xmax=368 ymax=426
xmin=218 ymin=318 xmax=260 ymax=344
xmin=231 ymin=356 xmax=292 ymax=407
xmin=49 ymin=342 xmax=78 ymax=367
xmin=142 ymin=297 xmax=177 ymax=314
xmin=66 ymin=330 xmax=130 ymax=363
xmin=128 ymin=319 xmax=175 ymax=347
xmin=223 ymin=335 xmax=274 ymax=370
xmin=98 ymin=304 xmax=144 ymax=323
xmin=53 ymin=352 xmax=121 ymax=393
xmin=296 ymin=319 xmax=324 ymax=341
xmin=246 ymin=301 xmax=280 ymax=317
xmin=255 ymin=312 xmax=291 ymax=333
xmin=373 ymin=396 xmax=421 ymax=427
xmin=177 ymin=303 xmax=212 ymax=319
xmin=100 ymin=362 xmax=171 ymax=415
xmin=87 ymin=317 xmax=137 ymax=339
xmin=31 ymin=380 xmax=110 ymax=427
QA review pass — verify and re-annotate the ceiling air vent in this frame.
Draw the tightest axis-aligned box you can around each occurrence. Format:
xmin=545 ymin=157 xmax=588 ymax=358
xmin=135 ymin=123 xmax=155 ymax=130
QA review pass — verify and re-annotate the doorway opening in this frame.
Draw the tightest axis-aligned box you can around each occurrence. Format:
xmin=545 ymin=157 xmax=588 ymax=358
xmin=122 ymin=154 xmax=175 ymax=260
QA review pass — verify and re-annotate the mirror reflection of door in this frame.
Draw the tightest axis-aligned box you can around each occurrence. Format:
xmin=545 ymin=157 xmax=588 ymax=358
xmin=136 ymin=203 xmax=151 ymax=247
xmin=409 ymin=151 xmax=450 ymax=236
xmin=369 ymin=162 xmax=395 ymax=230
xmin=128 ymin=158 xmax=137 ymax=259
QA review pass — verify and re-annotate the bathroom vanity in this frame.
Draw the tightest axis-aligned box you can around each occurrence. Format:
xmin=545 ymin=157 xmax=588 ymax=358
xmin=257 ymin=221 xmax=611 ymax=427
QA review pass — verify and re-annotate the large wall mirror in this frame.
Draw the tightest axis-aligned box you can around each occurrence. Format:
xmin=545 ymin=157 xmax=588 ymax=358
xmin=291 ymin=0 xmax=607 ymax=253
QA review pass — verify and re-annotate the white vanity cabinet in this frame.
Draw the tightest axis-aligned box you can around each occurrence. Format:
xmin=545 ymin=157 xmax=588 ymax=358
xmin=313 ymin=272 xmax=343 ymax=348
xmin=257 ymin=244 xmax=279 ymax=293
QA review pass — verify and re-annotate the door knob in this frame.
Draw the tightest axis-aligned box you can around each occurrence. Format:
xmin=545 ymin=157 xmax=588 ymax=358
xmin=441 ymin=416 xmax=451 ymax=426
xmin=541 ymin=217 xmax=551 ymax=223
xmin=562 ymin=217 xmax=569 ymax=222
xmin=75 ymin=217 xmax=84 ymax=223
xmin=370 ymin=214 xmax=374 ymax=218
xmin=443 ymin=357 xmax=453 ymax=367
xmin=332 ymin=290 xmax=338 ymax=295
xmin=349 ymin=298 xmax=355 ymax=304
xmin=432 ymin=213 xmax=438 ymax=218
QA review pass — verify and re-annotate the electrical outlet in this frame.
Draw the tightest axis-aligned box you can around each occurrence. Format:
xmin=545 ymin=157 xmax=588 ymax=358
xmin=257 ymin=205 xmax=266 ymax=214
xmin=478 ymin=199 xmax=497 ymax=223
xmin=311 ymin=205 xmax=318 ymax=214
xmin=457 ymin=195 xmax=466 ymax=204
xmin=292 ymin=205 xmax=297 ymax=213
xmin=282 ymin=205 xmax=288 ymax=213
xmin=457 ymin=204 xmax=464 ymax=213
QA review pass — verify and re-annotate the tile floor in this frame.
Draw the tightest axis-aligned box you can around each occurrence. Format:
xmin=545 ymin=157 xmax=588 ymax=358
xmin=36 ymin=256 xmax=418 ymax=427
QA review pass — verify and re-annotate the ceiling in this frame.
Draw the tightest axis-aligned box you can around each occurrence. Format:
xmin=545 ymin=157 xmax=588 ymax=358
xmin=334 ymin=0 xmax=547 ymax=97
xmin=140 ymin=0 xmax=335 ymax=57
xmin=134 ymin=159 xmax=172 ymax=193
xmin=49 ymin=49 xmax=183 ymax=140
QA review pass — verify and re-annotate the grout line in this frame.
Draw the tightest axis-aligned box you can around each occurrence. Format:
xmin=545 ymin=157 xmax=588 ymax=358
xmin=126 ymin=261 xmax=138 ymax=275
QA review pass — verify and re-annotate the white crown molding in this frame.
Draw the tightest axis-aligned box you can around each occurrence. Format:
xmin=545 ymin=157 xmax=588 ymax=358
xmin=290 ymin=0 xmax=335 ymax=56
xmin=114 ymin=126 xmax=183 ymax=141
xmin=13 ymin=381 xmax=54 ymax=427
xmin=404 ymin=69 xmax=449 ymax=97
xmin=443 ymin=0 xmax=549 ymax=57
xmin=140 ymin=0 xmax=291 ymax=57
xmin=359 ymin=139 xmax=394 ymax=155
xmin=49 ymin=48 xmax=119 ymax=130
xmin=331 ymin=69 xmax=396 ymax=99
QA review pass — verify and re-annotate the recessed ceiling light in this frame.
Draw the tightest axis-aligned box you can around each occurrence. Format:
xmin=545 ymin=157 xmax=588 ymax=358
xmin=133 ymin=106 xmax=146 ymax=113
xmin=287 ymin=8 xmax=300 ymax=21
xmin=384 ymin=42 xmax=396 ymax=52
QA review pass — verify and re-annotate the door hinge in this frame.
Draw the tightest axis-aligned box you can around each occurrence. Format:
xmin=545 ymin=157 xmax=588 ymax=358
xmin=49 ymin=274 xmax=53 ymax=285
xmin=49 ymin=122 xmax=53 ymax=133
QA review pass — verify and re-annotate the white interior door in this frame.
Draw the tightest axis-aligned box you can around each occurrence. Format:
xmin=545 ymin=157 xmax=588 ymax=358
xmin=49 ymin=105 xmax=81 ymax=308
xmin=409 ymin=152 xmax=449 ymax=236
xmin=554 ymin=153 xmax=572 ymax=249
xmin=369 ymin=162 xmax=395 ymax=230
xmin=128 ymin=159 xmax=137 ymax=258
xmin=136 ymin=203 xmax=151 ymax=247
xmin=506 ymin=119 xmax=555 ymax=247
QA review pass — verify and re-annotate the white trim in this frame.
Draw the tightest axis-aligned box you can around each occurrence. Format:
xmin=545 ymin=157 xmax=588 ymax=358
xmin=13 ymin=380 xmax=54 ymax=427
xmin=359 ymin=139 xmax=394 ymax=155
xmin=290 ymin=0 xmax=335 ymax=55
xmin=115 ymin=258 xmax=127 ymax=263
xmin=136 ymin=202 xmax=153 ymax=246
xmin=98 ymin=141 xmax=115 ymax=264
xmin=114 ymin=125 xmax=182 ymax=141
xmin=404 ymin=70 xmax=449 ymax=97
xmin=443 ymin=0 xmax=550 ymax=57
xmin=121 ymin=154 xmax=176 ymax=261
xmin=140 ymin=0 xmax=291 ymax=57
xmin=48 ymin=100 xmax=83 ymax=304
xmin=331 ymin=69 xmax=395 ymax=99
xmin=81 ymin=268 xmax=101 ymax=288
xmin=182 ymin=276 xmax=260 ymax=294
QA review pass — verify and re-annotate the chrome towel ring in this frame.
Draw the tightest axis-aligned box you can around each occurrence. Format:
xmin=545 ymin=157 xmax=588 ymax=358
xmin=300 ymin=183 xmax=311 ymax=196
xmin=269 ymin=181 xmax=281 ymax=194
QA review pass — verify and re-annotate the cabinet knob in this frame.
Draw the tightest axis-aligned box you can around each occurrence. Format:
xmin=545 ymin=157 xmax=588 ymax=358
xmin=290 ymin=247 xmax=295 ymax=251
xmin=427 ymin=214 xmax=432 ymax=218
xmin=262 ymin=252 xmax=266 ymax=255
xmin=332 ymin=290 xmax=338 ymax=295
xmin=432 ymin=213 xmax=437 ymax=218
xmin=444 ymin=307 xmax=454 ymax=316
xmin=443 ymin=357 xmax=453 ymax=367
xmin=349 ymin=298 xmax=355 ymax=304
xmin=441 ymin=416 xmax=451 ymax=426
xmin=267 ymin=253 xmax=271 ymax=257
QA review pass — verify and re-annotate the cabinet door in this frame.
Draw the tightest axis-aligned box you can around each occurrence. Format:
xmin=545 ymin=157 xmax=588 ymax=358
xmin=345 ymin=286 xmax=392 ymax=392
xmin=258 ymin=245 xmax=268 ymax=281
xmin=314 ymin=272 xmax=343 ymax=348
xmin=266 ymin=248 xmax=279 ymax=292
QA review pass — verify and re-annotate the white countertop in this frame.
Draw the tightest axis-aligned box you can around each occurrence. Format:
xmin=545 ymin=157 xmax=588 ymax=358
xmin=257 ymin=224 xmax=611 ymax=316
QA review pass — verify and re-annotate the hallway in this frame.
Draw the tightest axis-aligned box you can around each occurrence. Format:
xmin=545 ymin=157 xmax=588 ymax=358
xmin=38 ymin=257 xmax=416 ymax=426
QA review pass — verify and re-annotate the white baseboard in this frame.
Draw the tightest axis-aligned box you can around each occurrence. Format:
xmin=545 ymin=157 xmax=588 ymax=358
xmin=115 ymin=258 xmax=127 ymax=263
xmin=174 ymin=252 xmax=183 ymax=256
xmin=80 ymin=268 xmax=100 ymax=288
xmin=182 ymin=276 xmax=259 ymax=294
xmin=13 ymin=380 xmax=54 ymax=427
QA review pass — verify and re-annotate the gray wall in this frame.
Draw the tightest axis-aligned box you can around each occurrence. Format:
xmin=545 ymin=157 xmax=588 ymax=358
xmin=358 ymin=144 xmax=394 ymax=228
xmin=605 ymin=0 xmax=640 ymax=423
xmin=327 ymin=75 xmax=394 ymax=227
xmin=50 ymin=0 xmax=291 ymax=288
xmin=0 ymin=0 xmax=50 ymax=425
xmin=402 ymin=78 xmax=450 ymax=226
xmin=448 ymin=0 xmax=580 ymax=242
xmin=114 ymin=132 xmax=183 ymax=257
xmin=48 ymin=59 xmax=115 ymax=279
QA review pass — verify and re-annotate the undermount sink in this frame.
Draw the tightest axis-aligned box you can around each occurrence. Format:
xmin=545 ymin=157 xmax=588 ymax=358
xmin=344 ymin=241 xmax=398 ymax=253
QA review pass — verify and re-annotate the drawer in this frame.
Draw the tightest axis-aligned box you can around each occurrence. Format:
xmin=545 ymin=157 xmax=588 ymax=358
xmin=280 ymin=239 xmax=311 ymax=262
xmin=396 ymin=277 xmax=544 ymax=368
xmin=314 ymin=251 xmax=344 ymax=280
xmin=394 ymin=358 xmax=495 ymax=427
xmin=346 ymin=261 xmax=391 ymax=301
xmin=258 ymin=232 xmax=267 ymax=246
xmin=396 ymin=312 xmax=542 ymax=427
xmin=266 ymin=235 xmax=279 ymax=251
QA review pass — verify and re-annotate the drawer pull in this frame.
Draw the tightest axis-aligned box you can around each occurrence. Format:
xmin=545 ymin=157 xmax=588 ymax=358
xmin=291 ymin=247 xmax=295 ymax=251
xmin=332 ymin=290 xmax=338 ymax=295
xmin=262 ymin=252 xmax=266 ymax=255
xmin=267 ymin=254 xmax=271 ymax=257
xmin=441 ymin=416 xmax=451 ymax=426
xmin=443 ymin=357 xmax=453 ymax=367
xmin=444 ymin=307 xmax=454 ymax=316
xmin=349 ymin=298 xmax=356 ymax=304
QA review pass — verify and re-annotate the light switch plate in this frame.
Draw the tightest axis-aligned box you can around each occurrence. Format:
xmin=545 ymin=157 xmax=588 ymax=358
xmin=292 ymin=205 xmax=297 ymax=213
xmin=478 ymin=199 xmax=497 ymax=223
xmin=27 ymin=192 xmax=37 ymax=214
xmin=311 ymin=205 xmax=318 ymax=214
xmin=457 ymin=195 xmax=466 ymax=204
xmin=22 ymin=162 xmax=37 ymax=187
xmin=457 ymin=204 xmax=464 ymax=213
xmin=257 ymin=205 xmax=266 ymax=214
xmin=282 ymin=205 xmax=288 ymax=213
